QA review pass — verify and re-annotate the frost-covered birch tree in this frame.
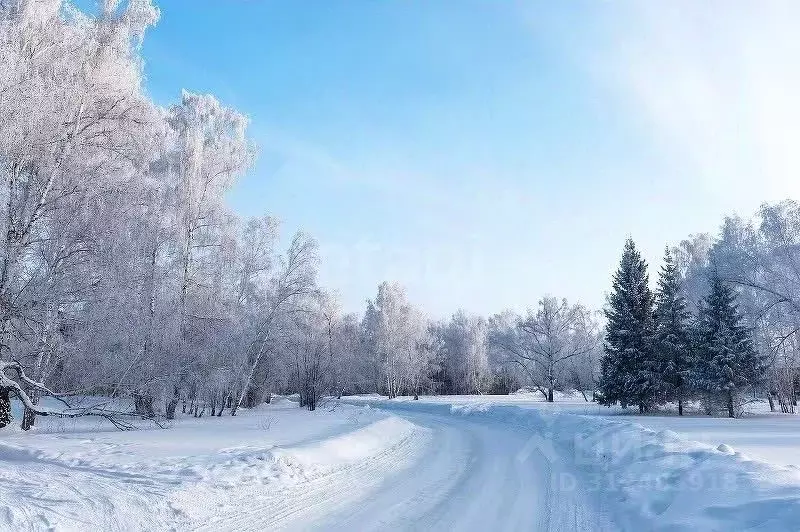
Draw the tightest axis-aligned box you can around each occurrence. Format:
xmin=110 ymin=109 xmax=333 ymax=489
xmin=489 ymin=298 xmax=598 ymax=402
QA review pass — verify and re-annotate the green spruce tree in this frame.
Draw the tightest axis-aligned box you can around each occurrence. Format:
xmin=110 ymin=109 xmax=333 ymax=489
xmin=654 ymin=248 xmax=692 ymax=415
xmin=691 ymin=274 xmax=766 ymax=418
xmin=599 ymin=238 xmax=659 ymax=412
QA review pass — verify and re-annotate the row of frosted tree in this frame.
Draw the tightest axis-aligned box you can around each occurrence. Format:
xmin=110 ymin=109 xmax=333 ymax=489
xmin=2 ymin=1 xmax=799 ymax=431
xmin=347 ymin=283 xmax=600 ymax=403
xmin=0 ymin=0 xmax=566 ymax=429
xmin=0 ymin=0 xmax=342 ymax=427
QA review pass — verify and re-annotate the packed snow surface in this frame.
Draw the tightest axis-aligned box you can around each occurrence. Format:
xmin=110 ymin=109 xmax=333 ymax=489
xmin=1 ymin=395 xmax=799 ymax=531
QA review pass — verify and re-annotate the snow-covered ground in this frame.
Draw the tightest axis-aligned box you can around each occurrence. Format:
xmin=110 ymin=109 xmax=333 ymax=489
xmin=1 ymin=394 xmax=799 ymax=531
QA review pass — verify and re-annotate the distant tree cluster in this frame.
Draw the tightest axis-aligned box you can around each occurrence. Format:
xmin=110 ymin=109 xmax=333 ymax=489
xmin=349 ymin=283 xmax=601 ymax=403
xmin=598 ymin=239 xmax=767 ymax=417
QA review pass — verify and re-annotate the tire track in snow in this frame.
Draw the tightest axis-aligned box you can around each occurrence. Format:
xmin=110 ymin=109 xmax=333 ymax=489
xmin=188 ymin=421 xmax=432 ymax=531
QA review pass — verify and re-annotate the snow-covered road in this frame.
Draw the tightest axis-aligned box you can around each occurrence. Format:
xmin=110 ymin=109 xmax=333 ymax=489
xmin=217 ymin=406 xmax=615 ymax=532
xmin=323 ymin=407 xmax=617 ymax=532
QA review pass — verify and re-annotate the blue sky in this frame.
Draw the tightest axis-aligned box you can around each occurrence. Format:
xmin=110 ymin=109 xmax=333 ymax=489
xmin=130 ymin=1 xmax=800 ymax=317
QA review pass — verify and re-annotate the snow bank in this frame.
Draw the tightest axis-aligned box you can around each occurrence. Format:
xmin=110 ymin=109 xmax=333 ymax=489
xmin=0 ymin=399 xmax=424 ymax=531
xmin=351 ymin=397 xmax=800 ymax=531
xmin=168 ymin=414 xmax=423 ymax=525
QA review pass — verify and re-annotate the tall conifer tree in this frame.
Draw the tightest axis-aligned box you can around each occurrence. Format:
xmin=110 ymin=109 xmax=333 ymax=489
xmin=599 ymin=239 xmax=659 ymax=412
xmin=691 ymin=275 xmax=766 ymax=418
xmin=654 ymin=248 xmax=692 ymax=415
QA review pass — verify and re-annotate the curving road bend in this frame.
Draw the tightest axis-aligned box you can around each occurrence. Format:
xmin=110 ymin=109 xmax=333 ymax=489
xmin=198 ymin=405 xmax=617 ymax=532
